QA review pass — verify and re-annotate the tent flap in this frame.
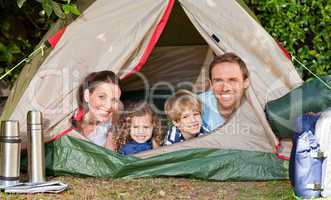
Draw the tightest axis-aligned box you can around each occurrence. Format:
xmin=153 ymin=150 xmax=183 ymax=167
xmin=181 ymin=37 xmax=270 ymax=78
xmin=21 ymin=136 xmax=288 ymax=181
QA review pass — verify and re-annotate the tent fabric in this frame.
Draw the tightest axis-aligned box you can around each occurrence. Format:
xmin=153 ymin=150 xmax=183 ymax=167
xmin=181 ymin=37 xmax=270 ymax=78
xmin=3 ymin=0 xmax=172 ymax=148
xmin=266 ymin=76 xmax=331 ymax=139
xmin=21 ymin=135 xmax=288 ymax=181
xmin=134 ymin=0 xmax=304 ymax=157
xmin=0 ymin=19 xmax=68 ymax=123
xmin=47 ymin=28 xmax=67 ymax=49
xmin=136 ymin=98 xmax=276 ymax=158
xmin=0 ymin=0 xmax=95 ymax=130
xmin=1 ymin=0 xmax=304 ymax=180
xmin=121 ymin=45 xmax=210 ymax=91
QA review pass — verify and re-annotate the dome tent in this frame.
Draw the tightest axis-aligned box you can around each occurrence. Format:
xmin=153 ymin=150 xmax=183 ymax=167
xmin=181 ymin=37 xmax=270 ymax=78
xmin=2 ymin=0 xmax=303 ymax=180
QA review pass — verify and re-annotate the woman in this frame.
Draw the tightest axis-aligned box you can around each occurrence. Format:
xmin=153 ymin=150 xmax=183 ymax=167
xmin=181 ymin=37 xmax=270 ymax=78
xmin=65 ymin=70 xmax=122 ymax=150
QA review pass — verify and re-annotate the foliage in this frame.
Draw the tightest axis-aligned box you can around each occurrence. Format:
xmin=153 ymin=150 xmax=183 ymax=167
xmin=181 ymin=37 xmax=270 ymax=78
xmin=244 ymin=0 xmax=331 ymax=81
xmin=0 ymin=0 xmax=80 ymax=85
xmin=0 ymin=0 xmax=48 ymax=84
xmin=17 ymin=0 xmax=80 ymax=19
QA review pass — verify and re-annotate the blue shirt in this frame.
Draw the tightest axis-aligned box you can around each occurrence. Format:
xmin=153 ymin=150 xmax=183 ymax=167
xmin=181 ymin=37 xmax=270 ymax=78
xmin=164 ymin=126 xmax=209 ymax=145
xmin=120 ymin=140 xmax=152 ymax=155
xmin=198 ymin=90 xmax=224 ymax=131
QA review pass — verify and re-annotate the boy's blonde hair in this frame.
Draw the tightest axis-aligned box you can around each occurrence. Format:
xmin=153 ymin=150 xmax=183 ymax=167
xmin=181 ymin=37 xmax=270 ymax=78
xmin=164 ymin=89 xmax=202 ymax=122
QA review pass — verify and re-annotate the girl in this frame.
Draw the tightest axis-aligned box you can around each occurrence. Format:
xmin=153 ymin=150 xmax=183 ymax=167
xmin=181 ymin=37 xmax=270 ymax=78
xmin=114 ymin=101 xmax=164 ymax=155
xmin=68 ymin=70 xmax=122 ymax=150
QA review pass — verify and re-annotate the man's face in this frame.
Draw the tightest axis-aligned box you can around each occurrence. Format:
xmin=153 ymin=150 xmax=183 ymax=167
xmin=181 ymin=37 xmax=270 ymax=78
xmin=210 ymin=62 xmax=249 ymax=113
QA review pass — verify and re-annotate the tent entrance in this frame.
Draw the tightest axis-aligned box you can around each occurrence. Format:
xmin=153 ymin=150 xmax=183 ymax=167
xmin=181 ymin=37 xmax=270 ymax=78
xmin=121 ymin=1 xmax=211 ymax=112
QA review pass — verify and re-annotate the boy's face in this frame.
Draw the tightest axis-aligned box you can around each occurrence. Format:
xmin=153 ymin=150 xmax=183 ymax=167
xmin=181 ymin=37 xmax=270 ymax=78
xmin=173 ymin=109 xmax=202 ymax=139
xmin=130 ymin=114 xmax=153 ymax=143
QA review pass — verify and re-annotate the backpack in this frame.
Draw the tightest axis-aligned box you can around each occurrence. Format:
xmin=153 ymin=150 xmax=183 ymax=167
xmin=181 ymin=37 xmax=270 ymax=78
xmin=315 ymin=108 xmax=331 ymax=197
xmin=289 ymin=113 xmax=323 ymax=198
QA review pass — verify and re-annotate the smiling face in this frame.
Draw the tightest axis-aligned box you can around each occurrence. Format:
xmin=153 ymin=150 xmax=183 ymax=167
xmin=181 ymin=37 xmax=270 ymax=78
xmin=85 ymin=82 xmax=121 ymax=123
xmin=173 ymin=109 xmax=202 ymax=140
xmin=210 ymin=62 xmax=249 ymax=117
xmin=130 ymin=114 xmax=153 ymax=143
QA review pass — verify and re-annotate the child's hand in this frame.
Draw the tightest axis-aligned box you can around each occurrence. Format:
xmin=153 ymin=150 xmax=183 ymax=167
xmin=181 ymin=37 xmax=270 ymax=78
xmin=152 ymin=139 xmax=160 ymax=149
xmin=104 ymin=131 xmax=116 ymax=151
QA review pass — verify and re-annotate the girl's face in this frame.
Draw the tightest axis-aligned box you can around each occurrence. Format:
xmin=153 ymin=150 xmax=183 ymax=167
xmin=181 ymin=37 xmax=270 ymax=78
xmin=130 ymin=114 xmax=153 ymax=143
xmin=85 ymin=82 xmax=121 ymax=123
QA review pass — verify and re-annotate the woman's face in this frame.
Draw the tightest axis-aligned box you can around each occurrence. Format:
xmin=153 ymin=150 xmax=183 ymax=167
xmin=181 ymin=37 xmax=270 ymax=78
xmin=85 ymin=82 xmax=121 ymax=123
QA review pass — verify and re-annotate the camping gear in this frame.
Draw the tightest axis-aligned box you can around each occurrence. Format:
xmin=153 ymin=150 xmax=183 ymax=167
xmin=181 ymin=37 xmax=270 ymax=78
xmin=27 ymin=111 xmax=46 ymax=183
xmin=293 ymin=130 xmax=323 ymax=198
xmin=315 ymin=108 xmax=331 ymax=197
xmin=0 ymin=121 xmax=21 ymax=187
xmin=266 ymin=76 xmax=331 ymax=139
xmin=4 ymin=181 xmax=68 ymax=194
xmin=289 ymin=114 xmax=323 ymax=198
xmin=1 ymin=0 xmax=304 ymax=180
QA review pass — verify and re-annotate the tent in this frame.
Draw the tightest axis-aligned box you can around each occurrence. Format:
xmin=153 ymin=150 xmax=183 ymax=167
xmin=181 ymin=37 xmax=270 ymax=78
xmin=1 ymin=0 xmax=304 ymax=180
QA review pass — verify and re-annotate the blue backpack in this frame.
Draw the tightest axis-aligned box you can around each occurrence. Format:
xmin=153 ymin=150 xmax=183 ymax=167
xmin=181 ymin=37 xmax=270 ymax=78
xmin=289 ymin=114 xmax=323 ymax=199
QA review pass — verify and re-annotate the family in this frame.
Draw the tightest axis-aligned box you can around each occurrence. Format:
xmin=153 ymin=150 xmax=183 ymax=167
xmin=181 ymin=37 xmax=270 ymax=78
xmin=66 ymin=52 xmax=250 ymax=155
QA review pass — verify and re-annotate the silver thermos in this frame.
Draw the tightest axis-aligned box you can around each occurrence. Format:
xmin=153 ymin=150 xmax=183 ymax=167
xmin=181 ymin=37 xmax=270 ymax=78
xmin=0 ymin=120 xmax=21 ymax=187
xmin=27 ymin=110 xmax=46 ymax=183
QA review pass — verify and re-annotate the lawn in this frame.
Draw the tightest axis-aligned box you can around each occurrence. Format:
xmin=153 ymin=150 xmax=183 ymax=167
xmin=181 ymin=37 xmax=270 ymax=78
xmin=1 ymin=177 xmax=293 ymax=200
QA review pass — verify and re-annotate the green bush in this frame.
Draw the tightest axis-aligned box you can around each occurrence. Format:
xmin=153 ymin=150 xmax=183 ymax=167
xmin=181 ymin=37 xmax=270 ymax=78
xmin=244 ymin=0 xmax=331 ymax=81
xmin=0 ymin=0 xmax=79 ymax=86
xmin=0 ymin=0 xmax=54 ymax=85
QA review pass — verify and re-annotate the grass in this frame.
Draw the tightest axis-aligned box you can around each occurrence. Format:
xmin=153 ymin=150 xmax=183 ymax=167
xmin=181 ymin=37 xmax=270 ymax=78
xmin=1 ymin=177 xmax=294 ymax=200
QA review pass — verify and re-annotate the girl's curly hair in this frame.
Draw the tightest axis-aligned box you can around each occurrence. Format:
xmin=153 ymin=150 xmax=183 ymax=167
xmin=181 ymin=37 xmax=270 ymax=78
xmin=114 ymin=101 xmax=165 ymax=152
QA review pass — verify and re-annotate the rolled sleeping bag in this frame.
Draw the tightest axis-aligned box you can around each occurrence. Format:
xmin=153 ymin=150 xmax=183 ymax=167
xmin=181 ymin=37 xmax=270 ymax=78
xmin=290 ymin=114 xmax=323 ymax=199
xmin=289 ymin=114 xmax=321 ymax=186
xmin=265 ymin=76 xmax=331 ymax=138
xmin=293 ymin=130 xmax=323 ymax=199
xmin=315 ymin=108 xmax=331 ymax=197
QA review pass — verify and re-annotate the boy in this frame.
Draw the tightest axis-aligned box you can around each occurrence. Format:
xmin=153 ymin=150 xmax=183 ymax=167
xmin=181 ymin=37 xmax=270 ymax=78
xmin=164 ymin=90 xmax=209 ymax=145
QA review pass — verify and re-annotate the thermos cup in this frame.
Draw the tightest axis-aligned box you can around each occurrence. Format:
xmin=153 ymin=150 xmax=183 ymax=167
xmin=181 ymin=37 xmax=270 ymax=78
xmin=27 ymin=110 xmax=46 ymax=183
xmin=0 ymin=120 xmax=21 ymax=187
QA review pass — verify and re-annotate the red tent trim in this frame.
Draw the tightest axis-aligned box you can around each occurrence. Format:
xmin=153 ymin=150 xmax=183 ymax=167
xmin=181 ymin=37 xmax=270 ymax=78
xmin=123 ymin=0 xmax=175 ymax=79
xmin=47 ymin=27 xmax=66 ymax=49
xmin=277 ymin=42 xmax=292 ymax=60
xmin=51 ymin=107 xmax=85 ymax=141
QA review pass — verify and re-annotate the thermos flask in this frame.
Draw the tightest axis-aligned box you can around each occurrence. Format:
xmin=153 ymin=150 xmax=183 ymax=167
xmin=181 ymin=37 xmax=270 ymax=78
xmin=27 ymin=110 xmax=46 ymax=183
xmin=0 ymin=120 xmax=21 ymax=187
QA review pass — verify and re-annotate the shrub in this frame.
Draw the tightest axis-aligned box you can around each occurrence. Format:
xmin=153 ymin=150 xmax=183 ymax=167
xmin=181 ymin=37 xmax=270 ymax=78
xmin=244 ymin=0 xmax=331 ymax=81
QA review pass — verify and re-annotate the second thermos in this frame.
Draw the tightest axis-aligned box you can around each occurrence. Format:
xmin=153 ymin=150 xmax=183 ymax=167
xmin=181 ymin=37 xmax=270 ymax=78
xmin=27 ymin=110 xmax=46 ymax=183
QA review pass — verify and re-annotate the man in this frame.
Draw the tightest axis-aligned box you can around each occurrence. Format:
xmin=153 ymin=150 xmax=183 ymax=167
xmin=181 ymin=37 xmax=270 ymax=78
xmin=198 ymin=52 xmax=250 ymax=131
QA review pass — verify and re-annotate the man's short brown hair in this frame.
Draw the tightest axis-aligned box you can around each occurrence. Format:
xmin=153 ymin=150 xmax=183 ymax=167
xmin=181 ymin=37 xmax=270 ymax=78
xmin=209 ymin=52 xmax=249 ymax=80
xmin=164 ymin=90 xmax=202 ymax=122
